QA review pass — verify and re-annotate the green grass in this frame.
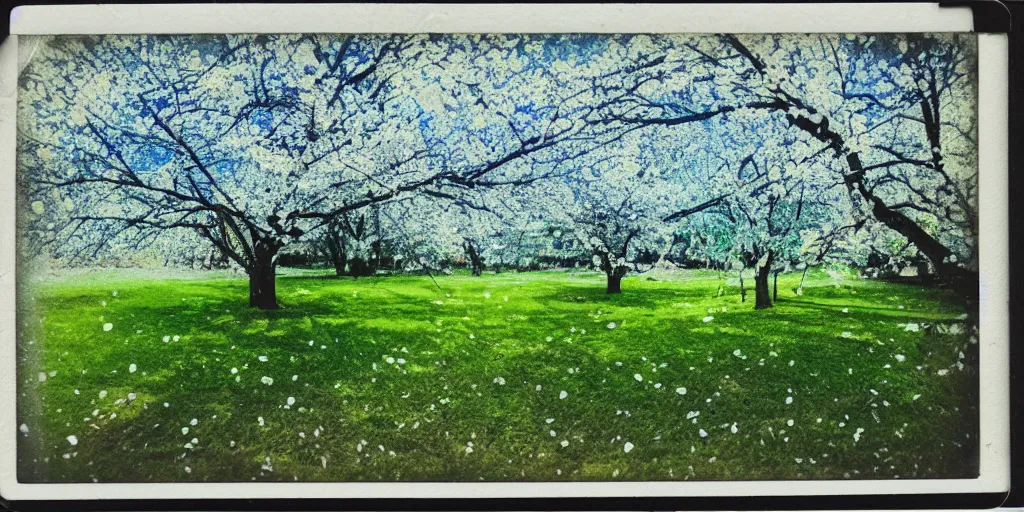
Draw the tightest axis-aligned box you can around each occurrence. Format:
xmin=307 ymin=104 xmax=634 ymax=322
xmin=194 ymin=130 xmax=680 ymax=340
xmin=16 ymin=268 xmax=978 ymax=483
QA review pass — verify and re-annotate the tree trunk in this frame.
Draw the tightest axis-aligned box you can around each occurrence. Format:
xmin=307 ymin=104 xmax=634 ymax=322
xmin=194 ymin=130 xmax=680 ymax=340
xmin=916 ymin=257 xmax=934 ymax=285
xmin=248 ymin=241 xmax=279 ymax=310
xmin=607 ymin=273 xmax=622 ymax=294
xmin=332 ymin=256 xmax=346 ymax=277
xmin=349 ymin=256 xmax=373 ymax=279
xmin=796 ymin=266 xmax=809 ymax=296
xmin=754 ymin=251 xmax=775 ymax=310
xmin=325 ymin=240 xmax=346 ymax=277
xmin=465 ymin=242 xmax=484 ymax=276
xmin=844 ymin=152 xmax=977 ymax=296
xmin=739 ymin=270 xmax=746 ymax=302
xmin=371 ymin=240 xmax=383 ymax=274
xmin=773 ymin=270 xmax=779 ymax=302
xmin=205 ymin=251 xmax=213 ymax=270
xmin=322 ymin=224 xmax=348 ymax=277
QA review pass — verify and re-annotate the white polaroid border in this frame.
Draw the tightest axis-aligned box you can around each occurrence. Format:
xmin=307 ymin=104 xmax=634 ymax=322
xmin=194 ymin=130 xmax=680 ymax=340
xmin=0 ymin=3 xmax=1009 ymax=502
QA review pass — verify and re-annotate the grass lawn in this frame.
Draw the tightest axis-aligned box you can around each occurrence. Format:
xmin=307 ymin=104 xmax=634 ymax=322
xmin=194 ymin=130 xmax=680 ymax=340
xmin=16 ymin=267 xmax=978 ymax=482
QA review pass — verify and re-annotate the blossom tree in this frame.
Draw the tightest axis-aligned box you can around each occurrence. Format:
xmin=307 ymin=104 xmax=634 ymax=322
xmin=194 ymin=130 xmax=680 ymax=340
xmin=562 ymin=128 xmax=730 ymax=294
xmin=603 ymin=33 xmax=978 ymax=297
xmin=19 ymin=34 xmax=455 ymax=308
xmin=717 ymin=33 xmax=979 ymax=295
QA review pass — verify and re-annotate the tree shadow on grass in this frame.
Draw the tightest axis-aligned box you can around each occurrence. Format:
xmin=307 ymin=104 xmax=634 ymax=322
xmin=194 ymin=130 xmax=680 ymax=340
xmin=529 ymin=281 xmax=718 ymax=311
xmin=780 ymin=297 xmax=965 ymax=318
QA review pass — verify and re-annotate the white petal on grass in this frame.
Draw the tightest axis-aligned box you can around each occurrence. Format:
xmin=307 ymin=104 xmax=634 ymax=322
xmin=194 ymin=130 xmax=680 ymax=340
xmin=730 ymin=423 xmax=738 ymax=434
xmin=560 ymin=440 xmax=569 ymax=448
xmin=99 ymin=390 xmax=107 ymax=399
xmin=913 ymin=394 xmax=922 ymax=400
xmin=633 ymin=374 xmax=643 ymax=382
xmin=103 ymin=323 xmax=113 ymax=332
xmin=853 ymin=428 xmax=865 ymax=442
xmin=699 ymin=429 xmax=708 ymax=438
xmin=38 ymin=373 xmax=47 ymax=383
xmin=936 ymin=369 xmax=949 ymax=376
xmin=895 ymin=354 xmax=906 ymax=362
xmin=67 ymin=435 xmax=78 ymax=446
xmin=559 ymin=391 xmax=568 ymax=400
xmin=129 ymin=364 xmax=137 ymax=373
xmin=258 ymin=356 xmax=269 ymax=362
xmin=260 ymin=376 xmax=274 ymax=385
xmin=676 ymin=387 xmax=687 ymax=395
xmin=904 ymin=323 xmax=920 ymax=332
xmin=785 ymin=396 xmax=793 ymax=405
xmin=19 ymin=424 xmax=29 ymax=434
xmin=287 ymin=397 xmax=295 ymax=406
xmin=702 ymin=316 xmax=714 ymax=323
xmin=623 ymin=442 xmax=635 ymax=453
xmin=607 ymin=322 xmax=617 ymax=329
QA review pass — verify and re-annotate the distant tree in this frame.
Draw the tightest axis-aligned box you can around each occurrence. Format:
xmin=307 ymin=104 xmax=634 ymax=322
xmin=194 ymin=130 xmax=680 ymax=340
xmin=562 ymin=131 xmax=727 ymax=294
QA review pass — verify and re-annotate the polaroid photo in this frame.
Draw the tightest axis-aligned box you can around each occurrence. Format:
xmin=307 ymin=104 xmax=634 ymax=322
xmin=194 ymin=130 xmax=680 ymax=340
xmin=0 ymin=2 xmax=1011 ymax=509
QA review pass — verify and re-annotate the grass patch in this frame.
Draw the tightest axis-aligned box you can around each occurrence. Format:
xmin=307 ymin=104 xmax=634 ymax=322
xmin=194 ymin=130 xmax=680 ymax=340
xmin=16 ymin=268 xmax=978 ymax=482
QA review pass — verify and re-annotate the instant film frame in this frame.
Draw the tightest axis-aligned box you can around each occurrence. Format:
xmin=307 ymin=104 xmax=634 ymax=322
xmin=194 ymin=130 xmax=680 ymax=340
xmin=0 ymin=2 xmax=1011 ymax=507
